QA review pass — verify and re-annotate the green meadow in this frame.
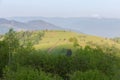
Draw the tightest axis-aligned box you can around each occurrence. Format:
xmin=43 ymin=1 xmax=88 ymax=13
xmin=35 ymin=31 xmax=120 ymax=54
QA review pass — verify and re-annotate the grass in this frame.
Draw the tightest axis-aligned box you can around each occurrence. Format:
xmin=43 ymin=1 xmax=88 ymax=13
xmin=34 ymin=30 xmax=120 ymax=52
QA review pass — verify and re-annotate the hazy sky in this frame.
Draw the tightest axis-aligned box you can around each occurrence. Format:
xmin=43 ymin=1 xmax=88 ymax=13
xmin=0 ymin=0 xmax=120 ymax=18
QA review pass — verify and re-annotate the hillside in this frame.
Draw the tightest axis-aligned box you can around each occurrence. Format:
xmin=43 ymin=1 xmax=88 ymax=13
xmin=34 ymin=31 xmax=120 ymax=54
xmin=112 ymin=37 xmax=120 ymax=44
xmin=1 ymin=30 xmax=120 ymax=80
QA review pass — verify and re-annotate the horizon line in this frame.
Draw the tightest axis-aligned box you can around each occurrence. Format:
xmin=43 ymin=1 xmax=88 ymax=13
xmin=1 ymin=16 xmax=120 ymax=19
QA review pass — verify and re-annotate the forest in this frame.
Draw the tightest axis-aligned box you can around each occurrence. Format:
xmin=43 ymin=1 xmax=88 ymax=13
xmin=0 ymin=29 xmax=120 ymax=80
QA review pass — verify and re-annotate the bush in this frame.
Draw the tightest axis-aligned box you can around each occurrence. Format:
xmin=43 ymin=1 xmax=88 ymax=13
xmin=69 ymin=70 xmax=109 ymax=80
xmin=69 ymin=37 xmax=79 ymax=47
xmin=69 ymin=37 xmax=77 ymax=42
xmin=10 ymin=46 xmax=120 ymax=80
xmin=3 ymin=66 xmax=62 ymax=80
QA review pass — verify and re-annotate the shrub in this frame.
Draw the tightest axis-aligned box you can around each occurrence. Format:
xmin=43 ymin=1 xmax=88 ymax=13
xmin=10 ymin=46 xmax=120 ymax=80
xmin=3 ymin=66 xmax=62 ymax=80
xmin=69 ymin=70 xmax=109 ymax=80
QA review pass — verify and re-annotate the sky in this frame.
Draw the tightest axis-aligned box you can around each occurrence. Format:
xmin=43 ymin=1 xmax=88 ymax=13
xmin=0 ymin=0 xmax=120 ymax=18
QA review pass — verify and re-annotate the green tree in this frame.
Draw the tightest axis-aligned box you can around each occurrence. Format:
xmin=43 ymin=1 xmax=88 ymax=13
xmin=4 ymin=29 xmax=19 ymax=65
xmin=0 ymin=41 xmax=9 ymax=77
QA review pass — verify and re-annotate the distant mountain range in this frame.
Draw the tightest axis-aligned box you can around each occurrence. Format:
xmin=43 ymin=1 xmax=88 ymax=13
xmin=6 ymin=17 xmax=120 ymax=37
xmin=0 ymin=18 xmax=62 ymax=34
xmin=1 ymin=17 xmax=120 ymax=37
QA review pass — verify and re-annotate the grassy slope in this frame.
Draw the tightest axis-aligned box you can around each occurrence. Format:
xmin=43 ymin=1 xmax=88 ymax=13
xmin=34 ymin=31 xmax=120 ymax=52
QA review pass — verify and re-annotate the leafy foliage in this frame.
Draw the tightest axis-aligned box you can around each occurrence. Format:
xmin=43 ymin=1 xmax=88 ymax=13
xmin=69 ymin=70 xmax=109 ymax=80
xmin=0 ymin=29 xmax=120 ymax=80
xmin=17 ymin=31 xmax=44 ymax=47
xmin=4 ymin=66 xmax=63 ymax=80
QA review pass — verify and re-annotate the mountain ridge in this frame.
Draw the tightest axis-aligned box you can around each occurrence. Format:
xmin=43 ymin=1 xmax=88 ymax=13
xmin=0 ymin=18 xmax=62 ymax=34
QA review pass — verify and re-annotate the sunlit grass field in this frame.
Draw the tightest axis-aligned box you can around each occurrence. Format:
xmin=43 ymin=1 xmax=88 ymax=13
xmin=34 ymin=31 xmax=120 ymax=52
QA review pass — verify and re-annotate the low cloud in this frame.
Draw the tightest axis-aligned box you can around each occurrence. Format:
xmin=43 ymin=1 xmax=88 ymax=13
xmin=91 ymin=14 xmax=102 ymax=19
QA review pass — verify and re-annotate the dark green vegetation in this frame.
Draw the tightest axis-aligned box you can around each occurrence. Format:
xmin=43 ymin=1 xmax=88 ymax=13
xmin=0 ymin=29 xmax=120 ymax=80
